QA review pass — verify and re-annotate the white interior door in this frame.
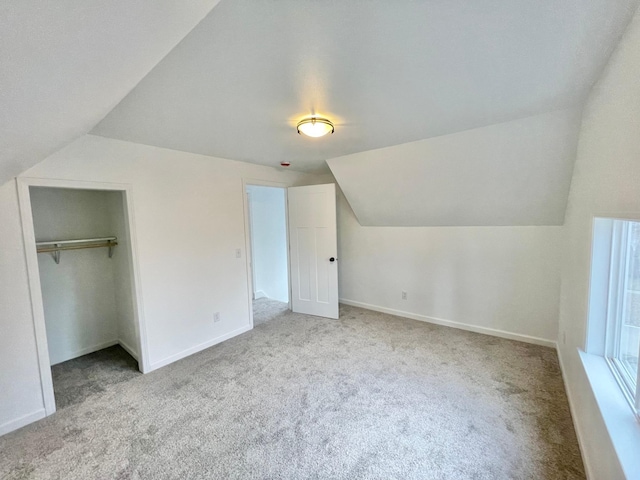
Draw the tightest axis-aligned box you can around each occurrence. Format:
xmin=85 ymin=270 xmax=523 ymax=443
xmin=288 ymin=183 xmax=339 ymax=319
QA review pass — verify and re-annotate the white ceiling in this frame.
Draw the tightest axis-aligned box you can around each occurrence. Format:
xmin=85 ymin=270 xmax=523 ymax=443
xmin=93 ymin=0 xmax=638 ymax=173
xmin=0 ymin=0 xmax=221 ymax=186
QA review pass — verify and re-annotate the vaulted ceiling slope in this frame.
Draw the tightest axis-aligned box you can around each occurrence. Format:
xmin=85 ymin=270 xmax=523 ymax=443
xmin=328 ymin=109 xmax=581 ymax=226
xmin=93 ymin=0 xmax=638 ymax=175
xmin=0 ymin=0 xmax=221 ymax=186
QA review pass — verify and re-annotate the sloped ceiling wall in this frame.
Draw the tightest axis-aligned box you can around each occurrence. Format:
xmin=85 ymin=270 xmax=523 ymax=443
xmin=0 ymin=0 xmax=221 ymax=186
xmin=2 ymin=1 xmax=638 ymax=226
xmin=327 ymin=109 xmax=581 ymax=226
xmin=87 ymin=0 xmax=638 ymax=226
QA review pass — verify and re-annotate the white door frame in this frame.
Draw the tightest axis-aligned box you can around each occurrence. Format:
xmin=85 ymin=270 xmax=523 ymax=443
xmin=16 ymin=177 xmax=150 ymax=416
xmin=241 ymin=178 xmax=291 ymax=328
xmin=246 ymin=190 xmax=259 ymax=300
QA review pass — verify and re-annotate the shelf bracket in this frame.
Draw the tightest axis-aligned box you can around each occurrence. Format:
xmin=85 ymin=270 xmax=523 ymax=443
xmin=53 ymin=244 xmax=61 ymax=264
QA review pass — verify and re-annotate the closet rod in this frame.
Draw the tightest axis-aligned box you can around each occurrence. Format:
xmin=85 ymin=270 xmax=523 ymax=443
xmin=36 ymin=236 xmax=117 ymax=247
xmin=36 ymin=237 xmax=118 ymax=264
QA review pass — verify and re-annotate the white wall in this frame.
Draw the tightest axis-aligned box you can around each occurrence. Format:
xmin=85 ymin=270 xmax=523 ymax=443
xmin=0 ymin=134 xmax=319 ymax=435
xmin=0 ymin=181 xmax=46 ymax=434
xmin=247 ymin=185 xmax=288 ymax=303
xmin=337 ymin=187 xmax=562 ymax=344
xmin=30 ymin=187 xmax=119 ymax=365
xmin=107 ymin=192 xmax=139 ymax=359
xmin=558 ymin=8 xmax=640 ymax=479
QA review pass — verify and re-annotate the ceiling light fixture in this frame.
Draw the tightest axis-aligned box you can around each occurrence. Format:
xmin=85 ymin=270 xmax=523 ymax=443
xmin=297 ymin=116 xmax=334 ymax=137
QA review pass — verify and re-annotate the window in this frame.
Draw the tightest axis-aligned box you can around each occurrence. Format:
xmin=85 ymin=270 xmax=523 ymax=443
xmin=605 ymin=220 xmax=640 ymax=415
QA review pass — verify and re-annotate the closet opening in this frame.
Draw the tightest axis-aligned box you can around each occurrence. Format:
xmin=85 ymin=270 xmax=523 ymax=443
xmin=245 ymin=184 xmax=290 ymax=326
xmin=18 ymin=180 xmax=148 ymax=416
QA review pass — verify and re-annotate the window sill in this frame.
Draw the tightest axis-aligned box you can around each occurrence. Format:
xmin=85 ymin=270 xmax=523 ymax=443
xmin=580 ymin=350 xmax=640 ymax=478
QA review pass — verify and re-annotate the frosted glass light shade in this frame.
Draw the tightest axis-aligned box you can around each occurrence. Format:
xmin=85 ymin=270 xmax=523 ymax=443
xmin=297 ymin=117 xmax=334 ymax=137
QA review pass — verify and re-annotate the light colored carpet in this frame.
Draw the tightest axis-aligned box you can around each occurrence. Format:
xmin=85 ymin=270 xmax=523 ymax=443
xmin=252 ymin=297 xmax=289 ymax=326
xmin=0 ymin=304 xmax=585 ymax=479
xmin=51 ymin=345 xmax=140 ymax=410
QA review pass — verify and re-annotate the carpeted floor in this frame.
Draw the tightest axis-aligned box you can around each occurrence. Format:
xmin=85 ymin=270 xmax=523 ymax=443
xmin=0 ymin=304 xmax=585 ymax=479
xmin=52 ymin=345 xmax=140 ymax=410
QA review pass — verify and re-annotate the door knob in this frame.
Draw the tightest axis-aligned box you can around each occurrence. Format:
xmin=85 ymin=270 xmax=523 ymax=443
xmin=329 ymin=257 xmax=336 ymax=262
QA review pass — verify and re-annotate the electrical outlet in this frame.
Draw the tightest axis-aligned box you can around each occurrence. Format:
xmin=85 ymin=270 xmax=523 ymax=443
xmin=235 ymin=248 xmax=242 ymax=258
xmin=402 ymin=291 xmax=407 ymax=300
xmin=213 ymin=312 xmax=221 ymax=323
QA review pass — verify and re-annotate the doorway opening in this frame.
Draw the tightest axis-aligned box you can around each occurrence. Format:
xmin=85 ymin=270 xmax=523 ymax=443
xmin=245 ymin=184 xmax=290 ymax=326
xmin=18 ymin=179 xmax=148 ymax=417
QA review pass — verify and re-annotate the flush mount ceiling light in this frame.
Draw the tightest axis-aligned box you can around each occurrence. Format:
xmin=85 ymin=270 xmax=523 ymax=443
xmin=297 ymin=116 xmax=334 ymax=137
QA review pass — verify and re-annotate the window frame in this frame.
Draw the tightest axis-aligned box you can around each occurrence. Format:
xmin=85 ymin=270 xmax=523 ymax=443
xmin=603 ymin=219 xmax=640 ymax=418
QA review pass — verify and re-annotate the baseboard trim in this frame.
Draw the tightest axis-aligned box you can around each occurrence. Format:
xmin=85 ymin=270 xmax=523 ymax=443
xmin=149 ymin=325 xmax=253 ymax=372
xmin=556 ymin=347 xmax=593 ymax=480
xmin=118 ymin=339 xmax=139 ymax=361
xmin=339 ymin=298 xmax=556 ymax=348
xmin=50 ymin=339 xmax=119 ymax=366
xmin=0 ymin=409 xmax=46 ymax=437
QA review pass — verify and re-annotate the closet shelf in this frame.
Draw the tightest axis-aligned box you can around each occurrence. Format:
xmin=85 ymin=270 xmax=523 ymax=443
xmin=36 ymin=237 xmax=118 ymax=264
